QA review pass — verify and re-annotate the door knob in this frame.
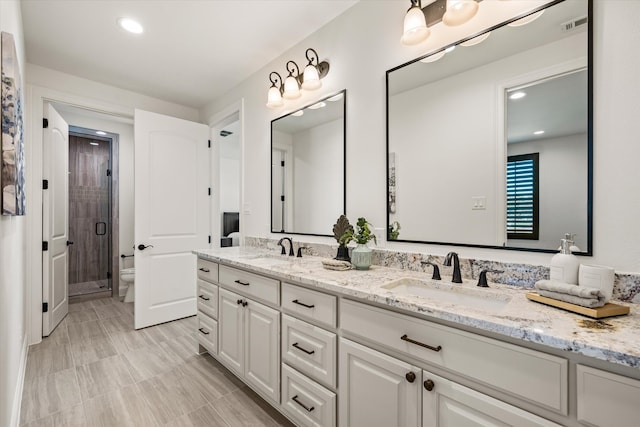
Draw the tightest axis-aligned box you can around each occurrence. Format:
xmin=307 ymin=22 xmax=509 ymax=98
xmin=424 ymin=379 xmax=435 ymax=391
xmin=66 ymin=241 xmax=74 ymax=246
xmin=137 ymin=244 xmax=154 ymax=250
xmin=405 ymin=372 xmax=416 ymax=383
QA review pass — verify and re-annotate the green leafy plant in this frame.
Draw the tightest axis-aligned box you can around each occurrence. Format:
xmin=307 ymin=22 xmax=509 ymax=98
xmin=340 ymin=217 xmax=377 ymax=245
xmin=388 ymin=221 xmax=401 ymax=240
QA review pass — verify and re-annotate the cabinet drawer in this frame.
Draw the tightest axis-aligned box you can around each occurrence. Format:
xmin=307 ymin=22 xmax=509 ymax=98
xmin=282 ymin=283 xmax=337 ymax=328
xmin=341 ymin=299 xmax=568 ymax=414
xmin=219 ymin=265 xmax=279 ymax=306
xmin=282 ymin=364 xmax=336 ymax=427
xmin=197 ymin=313 xmax=218 ymax=355
xmin=197 ymin=279 xmax=218 ymax=319
xmin=577 ymin=365 xmax=640 ymax=427
xmin=197 ymin=258 xmax=218 ymax=283
xmin=282 ymin=314 xmax=336 ymax=388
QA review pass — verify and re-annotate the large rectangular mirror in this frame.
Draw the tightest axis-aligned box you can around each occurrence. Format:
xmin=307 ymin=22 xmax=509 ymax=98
xmin=387 ymin=0 xmax=591 ymax=254
xmin=271 ymin=90 xmax=346 ymax=236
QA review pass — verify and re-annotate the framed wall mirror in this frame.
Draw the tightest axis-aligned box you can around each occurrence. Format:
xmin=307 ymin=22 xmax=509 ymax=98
xmin=271 ymin=90 xmax=346 ymax=236
xmin=386 ymin=0 xmax=591 ymax=254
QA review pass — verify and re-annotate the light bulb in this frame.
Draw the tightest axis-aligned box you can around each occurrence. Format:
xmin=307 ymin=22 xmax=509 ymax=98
xmin=401 ymin=4 xmax=430 ymax=45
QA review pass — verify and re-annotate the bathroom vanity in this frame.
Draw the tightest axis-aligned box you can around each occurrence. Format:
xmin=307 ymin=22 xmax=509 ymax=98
xmin=193 ymin=247 xmax=640 ymax=427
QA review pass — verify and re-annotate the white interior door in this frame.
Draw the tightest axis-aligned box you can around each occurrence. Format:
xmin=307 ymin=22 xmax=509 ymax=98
xmin=42 ymin=103 xmax=69 ymax=336
xmin=134 ymin=109 xmax=209 ymax=329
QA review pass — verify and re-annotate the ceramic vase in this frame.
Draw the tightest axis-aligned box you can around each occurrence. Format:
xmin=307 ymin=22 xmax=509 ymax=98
xmin=351 ymin=244 xmax=372 ymax=270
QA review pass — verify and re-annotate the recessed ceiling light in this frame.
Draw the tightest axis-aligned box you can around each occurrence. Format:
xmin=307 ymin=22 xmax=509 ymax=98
xmin=509 ymin=91 xmax=526 ymax=100
xmin=533 ymin=130 xmax=545 ymax=135
xmin=96 ymin=131 xmax=107 ymax=136
xmin=89 ymin=142 xmax=99 ymax=146
xmin=117 ymin=17 xmax=144 ymax=34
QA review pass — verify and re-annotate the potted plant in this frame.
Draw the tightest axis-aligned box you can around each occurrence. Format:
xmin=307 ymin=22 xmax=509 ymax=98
xmin=388 ymin=221 xmax=401 ymax=240
xmin=332 ymin=215 xmax=353 ymax=262
xmin=340 ymin=217 xmax=377 ymax=270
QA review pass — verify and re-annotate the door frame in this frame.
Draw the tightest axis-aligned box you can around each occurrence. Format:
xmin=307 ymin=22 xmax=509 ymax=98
xmin=26 ymin=85 xmax=134 ymax=345
xmin=207 ymin=99 xmax=245 ymax=248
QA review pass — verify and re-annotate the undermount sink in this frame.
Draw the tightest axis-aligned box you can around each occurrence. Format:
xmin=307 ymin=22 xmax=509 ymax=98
xmin=248 ymin=254 xmax=295 ymax=266
xmin=382 ymin=277 xmax=511 ymax=313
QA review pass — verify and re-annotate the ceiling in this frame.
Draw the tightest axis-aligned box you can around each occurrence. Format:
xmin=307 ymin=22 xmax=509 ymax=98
xmin=21 ymin=0 xmax=359 ymax=109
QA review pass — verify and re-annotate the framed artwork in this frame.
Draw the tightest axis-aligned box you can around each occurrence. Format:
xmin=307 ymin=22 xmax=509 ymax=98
xmin=2 ymin=31 xmax=25 ymax=215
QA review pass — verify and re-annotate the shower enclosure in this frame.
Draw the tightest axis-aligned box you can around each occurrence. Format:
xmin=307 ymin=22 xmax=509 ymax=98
xmin=68 ymin=132 xmax=112 ymax=297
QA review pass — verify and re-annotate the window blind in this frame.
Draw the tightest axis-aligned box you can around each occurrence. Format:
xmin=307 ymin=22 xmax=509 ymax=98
xmin=507 ymin=153 xmax=539 ymax=240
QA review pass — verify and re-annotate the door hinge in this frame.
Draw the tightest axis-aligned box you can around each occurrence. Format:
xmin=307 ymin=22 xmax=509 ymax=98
xmin=106 ymin=169 xmax=111 ymax=177
xmin=208 ymin=187 xmax=211 ymax=196
xmin=42 ymin=241 xmax=49 ymax=251
xmin=281 ymin=195 xmax=285 ymax=202
xmin=42 ymin=302 xmax=48 ymax=313
xmin=43 ymin=118 xmax=49 ymax=128
xmin=208 ymin=140 xmax=211 ymax=148
xmin=281 ymin=160 xmax=285 ymax=167
xmin=43 ymin=179 xmax=49 ymax=190
xmin=208 ymin=235 xmax=211 ymax=244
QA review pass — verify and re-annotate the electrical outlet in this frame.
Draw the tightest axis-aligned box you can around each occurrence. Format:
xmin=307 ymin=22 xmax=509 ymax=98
xmin=472 ymin=196 xmax=486 ymax=210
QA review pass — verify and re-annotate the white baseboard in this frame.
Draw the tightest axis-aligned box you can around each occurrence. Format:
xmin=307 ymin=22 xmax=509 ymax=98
xmin=11 ymin=334 xmax=28 ymax=427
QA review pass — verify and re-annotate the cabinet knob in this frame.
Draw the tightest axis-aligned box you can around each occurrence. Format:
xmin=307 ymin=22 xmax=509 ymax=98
xmin=405 ymin=372 xmax=416 ymax=383
xmin=424 ymin=379 xmax=435 ymax=391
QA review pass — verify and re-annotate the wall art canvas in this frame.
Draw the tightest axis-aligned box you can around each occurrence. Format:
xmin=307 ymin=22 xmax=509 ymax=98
xmin=1 ymin=31 xmax=25 ymax=215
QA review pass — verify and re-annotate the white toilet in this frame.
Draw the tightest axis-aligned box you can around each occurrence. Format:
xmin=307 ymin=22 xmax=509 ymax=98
xmin=120 ymin=268 xmax=135 ymax=303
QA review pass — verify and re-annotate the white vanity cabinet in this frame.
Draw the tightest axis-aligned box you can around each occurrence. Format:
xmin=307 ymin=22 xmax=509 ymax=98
xmin=218 ymin=287 xmax=280 ymax=403
xmin=196 ymin=259 xmax=219 ymax=355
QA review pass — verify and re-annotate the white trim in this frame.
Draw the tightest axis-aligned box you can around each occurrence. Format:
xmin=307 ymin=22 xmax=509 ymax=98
xmin=208 ymin=100 xmax=245 ymax=246
xmin=11 ymin=334 xmax=28 ymax=427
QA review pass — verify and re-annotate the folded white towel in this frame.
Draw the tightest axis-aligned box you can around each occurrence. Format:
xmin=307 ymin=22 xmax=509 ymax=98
xmin=534 ymin=280 xmax=606 ymax=308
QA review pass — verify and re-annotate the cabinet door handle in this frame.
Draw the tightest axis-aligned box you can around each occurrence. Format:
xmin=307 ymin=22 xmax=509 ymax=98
xmin=237 ymin=299 xmax=243 ymax=305
xmin=198 ymin=327 xmax=210 ymax=335
xmin=199 ymin=268 xmax=210 ymax=273
xmin=424 ymin=379 xmax=435 ymax=391
xmin=292 ymin=395 xmax=314 ymax=412
xmin=405 ymin=372 xmax=416 ymax=383
xmin=234 ymin=279 xmax=250 ymax=286
xmin=292 ymin=299 xmax=315 ymax=309
xmin=198 ymin=295 xmax=210 ymax=301
xmin=401 ymin=334 xmax=442 ymax=352
xmin=242 ymin=301 xmax=248 ymax=307
xmin=292 ymin=342 xmax=315 ymax=355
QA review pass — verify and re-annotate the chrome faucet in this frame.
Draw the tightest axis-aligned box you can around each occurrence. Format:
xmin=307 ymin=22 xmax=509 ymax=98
xmin=443 ymin=252 xmax=462 ymax=283
xmin=277 ymin=237 xmax=295 ymax=256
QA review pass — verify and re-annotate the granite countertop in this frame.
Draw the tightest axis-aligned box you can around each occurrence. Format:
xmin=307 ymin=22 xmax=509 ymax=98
xmin=193 ymin=247 xmax=640 ymax=369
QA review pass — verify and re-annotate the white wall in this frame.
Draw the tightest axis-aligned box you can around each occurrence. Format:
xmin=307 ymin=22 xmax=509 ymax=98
xmin=201 ymin=1 xmax=640 ymax=274
xmin=508 ymin=133 xmax=588 ymax=250
xmin=292 ymin=118 xmax=343 ymax=234
xmin=219 ymin=133 xmax=241 ymax=214
xmin=0 ymin=2 xmax=27 ymax=425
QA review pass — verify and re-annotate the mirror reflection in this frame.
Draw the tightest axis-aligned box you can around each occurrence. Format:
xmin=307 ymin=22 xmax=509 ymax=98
xmin=387 ymin=0 xmax=590 ymax=253
xmin=271 ymin=90 xmax=346 ymax=236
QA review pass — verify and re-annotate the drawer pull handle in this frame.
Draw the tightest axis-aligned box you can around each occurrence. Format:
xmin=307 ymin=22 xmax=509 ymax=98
xmin=234 ymin=279 xmax=250 ymax=286
xmin=199 ymin=268 xmax=210 ymax=273
xmin=405 ymin=372 xmax=416 ymax=383
xmin=292 ymin=342 xmax=315 ymax=355
xmin=400 ymin=334 xmax=442 ymax=352
xmin=198 ymin=328 xmax=210 ymax=335
xmin=292 ymin=395 xmax=314 ymax=412
xmin=198 ymin=295 xmax=210 ymax=301
xmin=292 ymin=299 xmax=315 ymax=309
xmin=424 ymin=379 xmax=435 ymax=391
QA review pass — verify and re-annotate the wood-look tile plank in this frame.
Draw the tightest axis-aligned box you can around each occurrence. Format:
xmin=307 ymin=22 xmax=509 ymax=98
xmin=75 ymin=355 xmax=134 ymax=401
xmin=165 ymin=404 xmax=230 ymax=427
xmin=213 ymin=387 xmax=293 ymax=427
xmin=178 ymin=357 xmax=244 ymax=403
xmin=121 ymin=342 xmax=181 ymax=382
xmin=20 ymin=368 xmax=82 ymax=424
xmin=21 ymin=404 xmax=87 ymax=427
xmin=100 ymin=313 xmax=134 ymax=334
xmin=67 ymin=319 xmax=108 ymax=343
xmin=70 ymin=336 xmax=118 ymax=366
xmin=66 ymin=309 xmax=99 ymax=324
xmin=93 ymin=302 xmax=128 ymax=320
xmin=106 ymin=328 xmax=156 ymax=354
xmin=28 ymin=324 xmax=70 ymax=353
xmin=82 ymin=384 xmax=158 ymax=427
xmin=24 ymin=344 xmax=74 ymax=381
xmin=158 ymin=333 xmax=200 ymax=364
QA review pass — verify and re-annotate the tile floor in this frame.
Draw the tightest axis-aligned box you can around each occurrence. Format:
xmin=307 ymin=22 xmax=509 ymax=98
xmin=68 ymin=280 xmax=109 ymax=297
xmin=20 ymin=296 xmax=294 ymax=427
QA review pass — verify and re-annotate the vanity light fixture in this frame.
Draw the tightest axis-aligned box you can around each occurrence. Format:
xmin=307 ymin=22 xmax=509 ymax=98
xmin=266 ymin=72 xmax=284 ymax=109
xmin=442 ymin=0 xmax=479 ymax=27
xmin=117 ymin=17 xmax=144 ymax=34
xmin=266 ymin=48 xmax=330 ymax=109
xmin=509 ymin=91 xmax=526 ymax=100
xmin=508 ymin=10 xmax=545 ymax=27
xmin=401 ymin=0 xmax=430 ymax=45
xmin=95 ymin=130 xmax=107 ymax=136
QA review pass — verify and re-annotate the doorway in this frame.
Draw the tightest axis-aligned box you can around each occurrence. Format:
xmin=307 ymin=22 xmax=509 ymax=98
xmin=67 ymin=129 xmax=114 ymax=297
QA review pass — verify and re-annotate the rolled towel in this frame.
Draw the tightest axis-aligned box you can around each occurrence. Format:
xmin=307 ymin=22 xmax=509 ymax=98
xmin=534 ymin=280 xmax=606 ymax=308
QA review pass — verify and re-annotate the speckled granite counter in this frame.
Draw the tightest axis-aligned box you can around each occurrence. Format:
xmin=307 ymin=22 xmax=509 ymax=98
xmin=193 ymin=247 xmax=640 ymax=369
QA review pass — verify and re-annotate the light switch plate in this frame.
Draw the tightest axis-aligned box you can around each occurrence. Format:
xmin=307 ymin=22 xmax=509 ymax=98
xmin=472 ymin=196 xmax=486 ymax=210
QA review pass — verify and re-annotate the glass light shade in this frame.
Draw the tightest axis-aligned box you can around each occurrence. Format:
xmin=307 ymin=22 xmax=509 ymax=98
xmin=401 ymin=6 xmax=430 ymax=45
xmin=283 ymin=76 xmax=301 ymax=99
xmin=442 ymin=0 xmax=479 ymax=26
xmin=508 ymin=10 xmax=544 ymax=27
xmin=301 ymin=65 xmax=322 ymax=90
xmin=266 ymin=86 xmax=284 ymax=109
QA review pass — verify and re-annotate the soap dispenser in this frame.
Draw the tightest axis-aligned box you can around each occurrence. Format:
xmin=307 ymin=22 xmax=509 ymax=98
xmin=549 ymin=233 xmax=580 ymax=284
